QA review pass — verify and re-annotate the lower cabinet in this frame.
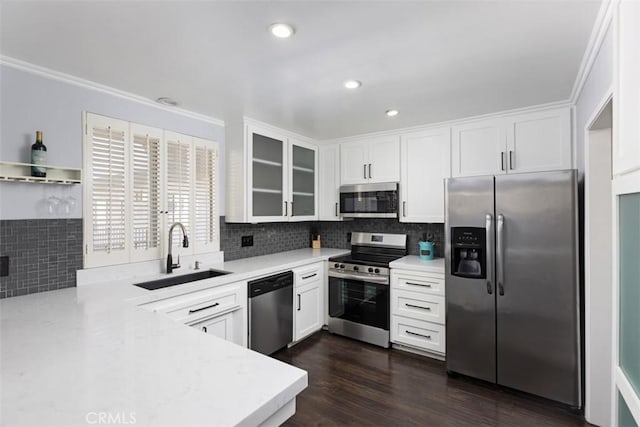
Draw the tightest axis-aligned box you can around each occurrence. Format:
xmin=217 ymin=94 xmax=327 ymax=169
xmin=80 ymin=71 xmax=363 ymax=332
xmin=139 ymin=279 xmax=248 ymax=348
xmin=293 ymin=263 xmax=324 ymax=343
xmin=390 ymin=268 xmax=446 ymax=358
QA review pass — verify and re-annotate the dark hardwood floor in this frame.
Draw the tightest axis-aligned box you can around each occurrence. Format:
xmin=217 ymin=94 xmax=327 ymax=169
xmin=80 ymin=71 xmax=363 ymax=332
xmin=273 ymin=331 xmax=589 ymax=427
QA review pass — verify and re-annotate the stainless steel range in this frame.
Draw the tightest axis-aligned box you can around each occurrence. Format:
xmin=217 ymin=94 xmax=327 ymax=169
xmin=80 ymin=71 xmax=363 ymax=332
xmin=327 ymin=232 xmax=407 ymax=348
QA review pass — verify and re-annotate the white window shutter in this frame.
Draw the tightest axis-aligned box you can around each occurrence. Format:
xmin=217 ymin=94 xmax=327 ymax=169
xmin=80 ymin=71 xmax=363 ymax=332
xmin=130 ymin=124 xmax=163 ymax=262
xmin=193 ymin=138 xmax=219 ymax=253
xmin=164 ymin=131 xmax=193 ymax=254
xmin=84 ymin=113 xmax=130 ymax=267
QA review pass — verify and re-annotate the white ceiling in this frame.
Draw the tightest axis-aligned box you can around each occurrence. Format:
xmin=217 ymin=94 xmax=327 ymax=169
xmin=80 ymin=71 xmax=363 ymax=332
xmin=0 ymin=1 xmax=601 ymax=140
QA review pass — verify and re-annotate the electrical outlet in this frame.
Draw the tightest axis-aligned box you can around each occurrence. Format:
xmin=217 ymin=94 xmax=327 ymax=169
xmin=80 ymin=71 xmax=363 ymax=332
xmin=241 ymin=235 xmax=254 ymax=247
xmin=0 ymin=256 xmax=8 ymax=277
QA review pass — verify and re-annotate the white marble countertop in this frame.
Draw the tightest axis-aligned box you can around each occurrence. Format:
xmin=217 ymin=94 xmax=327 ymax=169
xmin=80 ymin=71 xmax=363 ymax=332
xmin=1 ymin=248 xmax=349 ymax=427
xmin=389 ymin=255 xmax=445 ymax=274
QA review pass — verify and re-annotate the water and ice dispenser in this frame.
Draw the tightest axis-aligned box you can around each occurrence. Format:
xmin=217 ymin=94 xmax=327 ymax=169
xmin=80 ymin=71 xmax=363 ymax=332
xmin=451 ymin=227 xmax=486 ymax=278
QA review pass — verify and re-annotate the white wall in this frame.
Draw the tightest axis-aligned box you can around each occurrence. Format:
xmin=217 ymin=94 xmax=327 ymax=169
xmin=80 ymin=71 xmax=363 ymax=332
xmin=574 ymin=21 xmax=614 ymax=427
xmin=0 ymin=64 xmax=225 ymax=220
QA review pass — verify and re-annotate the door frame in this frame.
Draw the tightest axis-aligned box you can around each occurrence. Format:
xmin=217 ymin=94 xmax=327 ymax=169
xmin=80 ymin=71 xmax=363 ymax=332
xmin=583 ymin=88 xmax=614 ymax=426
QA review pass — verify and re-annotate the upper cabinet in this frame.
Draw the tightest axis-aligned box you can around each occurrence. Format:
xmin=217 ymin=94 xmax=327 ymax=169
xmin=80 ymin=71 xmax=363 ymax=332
xmin=226 ymin=119 xmax=318 ymax=223
xmin=451 ymin=107 xmax=571 ymax=177
xmin=340 ymin=136 xmax=400 ymax=185
xmin=319 ymin=144 xmax=341 ymax=221
xmin=614 ymin=1 xmax=640 ymax=176
xmin=400 ymin=128 xmax=451 ymax=223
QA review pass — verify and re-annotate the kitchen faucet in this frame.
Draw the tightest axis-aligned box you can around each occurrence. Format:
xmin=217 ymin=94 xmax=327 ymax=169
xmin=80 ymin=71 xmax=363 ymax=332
xmin=167 ymin=222 xmax=189 ymax=274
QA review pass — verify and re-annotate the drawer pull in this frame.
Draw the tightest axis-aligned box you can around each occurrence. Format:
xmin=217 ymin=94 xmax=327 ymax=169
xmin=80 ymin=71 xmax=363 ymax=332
xmin=406 ymin=281 xmax=432 ymax=288
xmin=302 ymin=273 xmax=317 ymax=280
xmin=405 ymin=303 xmax=431 ymax=311
xmin=189 ymin=302 xmax=220 ymax=314
xmin=406 ymin=330 xmax=431 ymax=340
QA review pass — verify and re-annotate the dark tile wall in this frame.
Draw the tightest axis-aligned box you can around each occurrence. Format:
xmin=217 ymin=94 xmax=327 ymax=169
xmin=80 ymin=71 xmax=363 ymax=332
xmin=316 ymin=219 xmax=445 ymax=258
xmin=220 ymin=217 xmax=314 ymax=260
xmin=220 ymin=216 xmax=445 ymax=261
xmin=0 ymin=219 xmax=83 ymax=299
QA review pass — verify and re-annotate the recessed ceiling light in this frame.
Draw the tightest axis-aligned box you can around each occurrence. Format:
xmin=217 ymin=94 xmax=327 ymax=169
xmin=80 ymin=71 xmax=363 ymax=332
xmin=156 ymin=97 xmax=179 ymax=107
xmin=270 ymin=23 xmax=295 ymax=38
xmin=386 ymin=109 xmax=399 ymax=117
xmin=344 ymin=80 xmax=362 ymax=89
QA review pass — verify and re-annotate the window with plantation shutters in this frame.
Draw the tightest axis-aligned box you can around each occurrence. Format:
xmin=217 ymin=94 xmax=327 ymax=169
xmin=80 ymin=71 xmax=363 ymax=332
xmin=130 ymin=125 xmax=162 ymax=262
xmin=84 ymin=113 xmax=130 ymax=267
xmin=193 ymin=138 xmax=218 ymax=251
xmin=83 ymin=114 xmax=220 ymax=269
xmin=165 ymin=132 xmax=192 ymax=253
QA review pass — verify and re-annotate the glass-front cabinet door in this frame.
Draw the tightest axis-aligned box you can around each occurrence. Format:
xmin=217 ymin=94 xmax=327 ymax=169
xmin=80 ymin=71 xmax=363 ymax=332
xmin=616 ymin=191 xmax=640 ymax=427
xmin=249 ymin=126 xmax=288 ymax=222
xmin=289 ymin=139 xmax=317 ymax=221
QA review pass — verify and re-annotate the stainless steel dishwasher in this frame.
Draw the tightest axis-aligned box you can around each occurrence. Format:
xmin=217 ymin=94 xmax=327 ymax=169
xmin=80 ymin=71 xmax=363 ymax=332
xmin=248 ymin=271 xmax=293 ymax=355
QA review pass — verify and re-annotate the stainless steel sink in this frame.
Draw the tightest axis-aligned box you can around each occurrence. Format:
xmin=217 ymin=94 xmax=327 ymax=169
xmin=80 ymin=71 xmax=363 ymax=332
xmin=134 ymin=269 xmax=232 ymax=291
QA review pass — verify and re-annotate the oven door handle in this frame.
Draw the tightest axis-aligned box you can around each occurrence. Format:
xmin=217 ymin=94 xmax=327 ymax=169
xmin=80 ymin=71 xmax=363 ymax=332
xmin=328 ymin=270 xmax=389 ymax=285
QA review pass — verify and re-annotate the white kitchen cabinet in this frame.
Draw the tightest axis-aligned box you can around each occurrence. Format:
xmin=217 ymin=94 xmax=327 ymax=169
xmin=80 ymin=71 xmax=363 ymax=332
xmin=400 ymin=128 xmax=450 ymax=223
xmin=193 ymin=311 xmax=234 ymax=341
xmin=451 ymin=107 xmax=571 ymax=177
xmin=340 ymin=136 xmax=400 ymax=185
xmin=226 ymin=118 xmax=318 ymax=223
xmin=505 ymin=109 xmax=571 ymax=174
xmin=451 ymin=119 xmax=507 ymax=177
xmin=292 ymin=263 xmax=324 ymax=342
xmin=319 ymin=144 xmax=341 ymax=221
xmin=390 ymin=268 xmax=446 ymax=359
xmin=614 ymin=0 xmax=640 ymax=176
xmin=139 ymin=280 xmax=248 ymax=347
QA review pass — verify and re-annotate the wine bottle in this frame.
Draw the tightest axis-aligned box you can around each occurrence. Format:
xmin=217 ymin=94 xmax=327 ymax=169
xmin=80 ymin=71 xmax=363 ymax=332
xmin=31 ymin=130 xmax=47 ymax=178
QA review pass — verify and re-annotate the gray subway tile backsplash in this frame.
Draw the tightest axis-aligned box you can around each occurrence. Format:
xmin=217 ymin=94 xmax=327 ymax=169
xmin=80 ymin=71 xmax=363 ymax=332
xmin=0 ymin=216 xmax=444 ymax=299
xmin=0 ymin=219 xmax=83 ymax=299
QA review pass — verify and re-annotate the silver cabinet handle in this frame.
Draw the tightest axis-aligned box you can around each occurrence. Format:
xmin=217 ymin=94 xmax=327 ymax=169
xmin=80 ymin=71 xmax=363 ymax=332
xmin=501 ymin=152 xmax=505 ymax=171
xmin=403 ymin=201 xmax=407 ymax=217
xmin=406 ymin=281 xmax=432 ymax=288
xmin=189 ymin=302 xmax=220 ymax=314
xmin=509 ymin=150 xmax=514 ymax=170
xmin=363 ymin=164 xmax=367 ymax=179
xmin=406 ymin=330 xmax=431 ymax=340
xmin=405 ymin=303 xmax=431 ymax=311
xmin=335 ymin=202 xmax=338 ymax=217
xmin=485 ymin=213 xmax=493 ymax=295
xmin=302 ymin=273 xmax=317 ymax=280
xmin=297 ymin=294 xmax=301 ymax=311
xmin=284 ymin=201 xmax=288 ymax=216
xmin=368 ymin=163 xmax=372 ymax=179
xmin=497 ymin=213 xmax=505 ymax=296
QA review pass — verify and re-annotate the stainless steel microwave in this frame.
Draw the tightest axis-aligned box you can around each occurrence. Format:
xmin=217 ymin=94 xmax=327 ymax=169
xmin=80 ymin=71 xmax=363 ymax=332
xmin=339 ymin=182 xmax=399 ymax=218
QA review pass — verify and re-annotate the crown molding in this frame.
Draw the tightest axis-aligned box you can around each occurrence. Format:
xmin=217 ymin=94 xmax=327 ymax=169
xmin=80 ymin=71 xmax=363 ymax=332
xmin=0 ymin=55 xmax=225 ymax=127
xmin=569 ymin=0 xmax=616 ymax=104
xmin=320 ymin=99 xmax=573 ymax=144
xmin=243 ymin=116 xmax=316 ymax=143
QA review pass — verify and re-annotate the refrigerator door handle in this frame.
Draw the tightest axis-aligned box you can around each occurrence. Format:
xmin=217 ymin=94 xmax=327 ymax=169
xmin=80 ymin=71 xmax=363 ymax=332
xmin=497 ymin=213 xmax=505 ymax=296
xmin=485 ymin=213 xmax=493 ymax=295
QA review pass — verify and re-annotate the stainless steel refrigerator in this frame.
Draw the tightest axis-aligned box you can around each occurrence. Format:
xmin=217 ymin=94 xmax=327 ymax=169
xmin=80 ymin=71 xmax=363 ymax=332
xmin=444 ymin=169 xmax=581 ymax=408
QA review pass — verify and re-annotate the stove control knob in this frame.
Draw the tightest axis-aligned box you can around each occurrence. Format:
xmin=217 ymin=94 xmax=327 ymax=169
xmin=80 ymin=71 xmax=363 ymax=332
xmin=368 ymin=267 xmax=374 ymax=273
xmin=339 ymin=264 xmax=345 ymax=269
xmin=334 ymin=263 xmax=340 ymax=268
xmin=374 ymin=268 xmax=380 ymax=274
xmin=353 ymin=266 xmax=359 ymax=272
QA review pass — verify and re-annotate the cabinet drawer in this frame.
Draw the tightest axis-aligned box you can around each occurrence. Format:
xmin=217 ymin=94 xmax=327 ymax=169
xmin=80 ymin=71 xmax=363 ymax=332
xmin=391 ymin=290 xmax=445 ymax=324
xmin=293 ymin=263 xmax=323 ymax=287
xmin=154 ymin=283 xmax=243 ymax=323
xmin=391 ymin=316 xmax=445 ymax=354
xmin=392 ymin=273 xmax=444 ymax=296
